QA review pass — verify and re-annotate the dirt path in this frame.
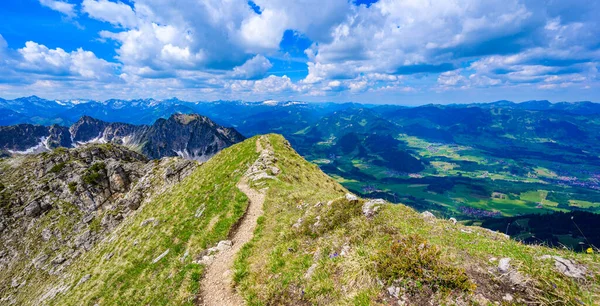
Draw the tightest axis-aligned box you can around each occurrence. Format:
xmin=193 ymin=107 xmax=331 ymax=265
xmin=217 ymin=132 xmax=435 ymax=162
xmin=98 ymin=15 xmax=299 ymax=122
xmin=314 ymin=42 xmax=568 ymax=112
xmin=199 ymin=137 xmax=267 ymax=306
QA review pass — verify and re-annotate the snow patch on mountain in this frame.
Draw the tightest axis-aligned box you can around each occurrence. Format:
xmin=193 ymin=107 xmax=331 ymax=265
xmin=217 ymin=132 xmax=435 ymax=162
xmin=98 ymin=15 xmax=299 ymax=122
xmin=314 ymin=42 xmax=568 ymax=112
xmin=8 ymin=137 xmax=51 ymax=154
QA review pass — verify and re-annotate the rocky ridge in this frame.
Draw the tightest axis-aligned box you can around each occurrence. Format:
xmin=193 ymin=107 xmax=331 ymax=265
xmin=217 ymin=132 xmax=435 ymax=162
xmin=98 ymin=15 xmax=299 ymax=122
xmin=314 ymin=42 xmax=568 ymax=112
xmin=0 ymin=144 xmax=199 ymax=301
xmin=0 ymin=114 xmax=244 ymax=161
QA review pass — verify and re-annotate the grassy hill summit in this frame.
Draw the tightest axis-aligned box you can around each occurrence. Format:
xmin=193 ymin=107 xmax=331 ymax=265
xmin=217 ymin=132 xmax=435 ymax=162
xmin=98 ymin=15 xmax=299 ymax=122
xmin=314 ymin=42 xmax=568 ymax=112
xmin=0 ymin=135 xmax=598 ymax=305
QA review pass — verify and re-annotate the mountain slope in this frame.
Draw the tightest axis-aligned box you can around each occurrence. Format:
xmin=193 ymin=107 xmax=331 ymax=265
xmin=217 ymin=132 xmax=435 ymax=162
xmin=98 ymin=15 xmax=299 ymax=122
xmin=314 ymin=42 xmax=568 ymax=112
xmin=30 ymin=136 xmax=261 ymax=305
xmin=0 ymin=144 xmax=199 ymax=305
xmin=237 ymin=136 xmax=599 ymax=305
xmin=0 ymin=135 xmax=598 ymax=305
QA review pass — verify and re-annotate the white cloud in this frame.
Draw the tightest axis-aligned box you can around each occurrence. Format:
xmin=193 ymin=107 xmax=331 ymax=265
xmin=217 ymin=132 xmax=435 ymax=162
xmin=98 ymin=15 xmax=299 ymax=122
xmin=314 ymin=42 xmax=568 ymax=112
xmin=232 ymin=55 xmax=273 ymax=80
xmin=39 ymin=0 xmax=76 ymax=18
xmin=348 ymin=79 xmax=368 ymax=92
xmin=253 ymin=75 xmax=296 ymax=93
xmin=3 ymin=0 xmax=600 ymax=103
xmin=16 ymin=41 xmax=116 ymax=80
xmin=328 ymin=80 xmax=341 ymax=87
xmin=438 ymin=71 xmax=467 ymax=87
xmin=82 ymin=0 xmax=138 ymax=28
xmin=240 ymin=9 xmax=288 ymax=51
xmin=86 ymin=0 xmax=353 ymax=81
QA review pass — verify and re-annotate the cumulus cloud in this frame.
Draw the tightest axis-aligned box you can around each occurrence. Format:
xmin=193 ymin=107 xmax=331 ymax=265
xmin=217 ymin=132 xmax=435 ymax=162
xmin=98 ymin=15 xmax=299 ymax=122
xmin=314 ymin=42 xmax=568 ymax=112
xmin=13 ymin=41 xmax=117 ymax=81
xmin=301 ymin=0 xmax=600 ymax=94
xmin=3 ymin=0 xmax=600 ymax=102
xmin=86 ymin=0 xmax=353 ymax=80
xmin=39 ymin=0 xmax=76 ymax=18
xmin=232 ymin=55 xmax=273 ymax=80
xmin=82 ymin=0 xmax=138 ymax=28
xmin=240 ymin=9 xmax=288 ymax=51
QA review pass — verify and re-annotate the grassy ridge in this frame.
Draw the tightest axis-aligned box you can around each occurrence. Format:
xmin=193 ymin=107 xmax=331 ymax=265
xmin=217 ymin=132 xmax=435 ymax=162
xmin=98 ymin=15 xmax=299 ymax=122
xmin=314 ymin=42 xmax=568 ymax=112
xmin=235 ymin=135 xmax=600 ymax=305
xmin=45 ymin=136 xmax=260 ymax=305
xmin=12 ymin=134 xmax=599 ymax=305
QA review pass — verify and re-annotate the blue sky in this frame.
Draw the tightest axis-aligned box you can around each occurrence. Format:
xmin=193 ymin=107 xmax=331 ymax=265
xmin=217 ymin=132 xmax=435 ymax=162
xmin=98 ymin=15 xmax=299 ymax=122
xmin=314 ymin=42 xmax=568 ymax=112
xmin=0 ymin=0 xmax=599 ymax=104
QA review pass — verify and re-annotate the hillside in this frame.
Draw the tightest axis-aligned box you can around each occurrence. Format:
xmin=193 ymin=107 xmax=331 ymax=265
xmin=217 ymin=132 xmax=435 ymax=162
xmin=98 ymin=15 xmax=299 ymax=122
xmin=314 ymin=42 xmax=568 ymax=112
xmin=0 ymin=135 xmax=598 ymax=305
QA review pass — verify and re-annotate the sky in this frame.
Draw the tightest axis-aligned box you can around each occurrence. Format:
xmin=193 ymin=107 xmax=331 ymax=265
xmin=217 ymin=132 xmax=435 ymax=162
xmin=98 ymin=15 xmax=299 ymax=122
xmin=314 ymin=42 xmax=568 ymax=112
xmin=0 ymin=0 xmax=599 ymax=105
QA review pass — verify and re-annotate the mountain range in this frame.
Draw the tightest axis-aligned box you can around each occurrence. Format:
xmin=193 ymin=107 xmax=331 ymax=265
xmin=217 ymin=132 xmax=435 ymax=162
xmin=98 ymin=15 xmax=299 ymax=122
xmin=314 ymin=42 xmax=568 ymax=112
xmin=2 ymin=96 xmax=600 ymax=127
xmin=0 ymin=113 xmax=244 ymax=161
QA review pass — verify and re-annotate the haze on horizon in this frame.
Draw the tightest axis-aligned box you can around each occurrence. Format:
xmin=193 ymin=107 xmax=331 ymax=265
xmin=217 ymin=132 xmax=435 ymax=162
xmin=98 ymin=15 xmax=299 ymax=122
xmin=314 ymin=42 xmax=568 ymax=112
xmin=0 ymin=0 xmax=599 ymax=105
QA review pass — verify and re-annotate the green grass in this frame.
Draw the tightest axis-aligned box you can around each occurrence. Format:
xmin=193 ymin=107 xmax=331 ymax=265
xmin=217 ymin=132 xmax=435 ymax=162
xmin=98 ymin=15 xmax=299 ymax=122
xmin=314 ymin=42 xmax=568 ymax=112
xmin=235 ymin=135 xmax=600 ymax=305
xmin=82 ymin=162 xmax=106 ymax=185
xmin=49 ymin=162 xmax=67 ymax=174
xmin=569 ymin=200 xmax=600 ymax=209
xmin=34 ymin=136 xmax=261 ymax=305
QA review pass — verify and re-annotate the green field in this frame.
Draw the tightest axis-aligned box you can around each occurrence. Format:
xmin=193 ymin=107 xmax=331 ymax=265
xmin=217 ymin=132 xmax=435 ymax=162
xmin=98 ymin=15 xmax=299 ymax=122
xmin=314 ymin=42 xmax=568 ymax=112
xmin=306 ymin=134 xmax=600 ymax=219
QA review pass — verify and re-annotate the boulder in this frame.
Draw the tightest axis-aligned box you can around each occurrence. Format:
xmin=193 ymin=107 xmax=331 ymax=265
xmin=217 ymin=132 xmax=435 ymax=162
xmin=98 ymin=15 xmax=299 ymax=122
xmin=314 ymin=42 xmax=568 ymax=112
xmin=40 ymin=228 xmax=52 ymax=241
xmin=270 ymin=166 xmax=281 ymax=175
xmin=362 ymin=199 xmax=385 ymax=217
xmin=421 ymin=211 xmax=436 ymax=220
xmin=498 ymin=258 xmax=511 ymax=274
xmin=496 ymin=257 xmax=527 ymax=286
xmin=76 ymin=274 xmax=91 ymax=286
xmin=216 ymin=240 xmax=232 ymax=252
xmin=345 ymin=193 xmax=358 ymax=202
xmin=82 ymin=214 xmax=95 ymax=224
xmin=196 ymin=255 xmax=215 ymax=265
xmin=11 ymin=278 xmax=24 ymax=288
xmin=340 ymin=244 xmax=351 ymax=256
xmin=32 ymin=253 xmax=49 ymax=269
xmin=387 ymin=285 xmax=400 ymax=299
xmin=24 ymin=202 xmax=42 ymax=217
xmin=51 ymin=254 xmax=66 ymax=265
xmin=140 ymin=218 xmax=158 ymax=227
xmin=539 ymin=255 xmax=588 ymax=279
xmin=292 ymin=218 xmax=303 ymax=229
xmin=74 ymin=230 xmax=93 ymax=250
xmin=304 ymin=263 xmax=317 ymax=279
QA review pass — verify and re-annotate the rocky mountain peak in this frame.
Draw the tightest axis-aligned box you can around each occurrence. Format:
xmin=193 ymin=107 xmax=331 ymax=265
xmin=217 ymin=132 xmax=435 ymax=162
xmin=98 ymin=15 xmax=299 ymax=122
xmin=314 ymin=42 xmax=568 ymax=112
xmin=69 ymin=116 xmax=110 ymax=143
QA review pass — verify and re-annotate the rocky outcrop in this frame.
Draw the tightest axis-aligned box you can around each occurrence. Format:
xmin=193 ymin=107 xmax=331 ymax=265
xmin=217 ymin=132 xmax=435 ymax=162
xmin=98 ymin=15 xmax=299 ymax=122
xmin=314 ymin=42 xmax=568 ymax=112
xmin=538 ymin=255 xmax=588 ymax=279
xmin=362 ymin=199 xmax=385 ymax=217
xmin=0 ymin=144 xmax=200 ymax=295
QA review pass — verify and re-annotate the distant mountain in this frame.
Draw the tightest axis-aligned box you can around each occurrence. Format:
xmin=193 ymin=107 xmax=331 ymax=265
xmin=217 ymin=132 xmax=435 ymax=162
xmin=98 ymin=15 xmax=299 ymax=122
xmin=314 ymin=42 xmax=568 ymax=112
xmin=0 ymin=114 xmax=244 ymax=161
xmin=468 ymin=100 xmax=600 ymax=115
xmin=1 ymin=96 xmax=600 ymax=128
xmin=140 ymin=113 xmax=245 ymax=160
